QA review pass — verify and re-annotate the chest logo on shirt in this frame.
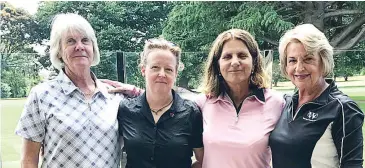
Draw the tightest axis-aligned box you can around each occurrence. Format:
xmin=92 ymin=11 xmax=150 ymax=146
xmin=303 ymin=111 xmax=319 ymax=121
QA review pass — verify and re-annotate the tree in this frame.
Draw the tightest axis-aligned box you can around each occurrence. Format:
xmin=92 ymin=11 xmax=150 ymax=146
xmin=0 ymin=2 xmax=41 ymax=98
xmin=0 ymin=2 xmax=39 ymax=53
xmin=273 ymin=2 xmax=365 ymax=51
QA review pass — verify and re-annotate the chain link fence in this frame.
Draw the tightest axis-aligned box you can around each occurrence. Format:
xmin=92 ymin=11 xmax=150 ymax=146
xmin=1 ymin=50 xmax=364 ymax=98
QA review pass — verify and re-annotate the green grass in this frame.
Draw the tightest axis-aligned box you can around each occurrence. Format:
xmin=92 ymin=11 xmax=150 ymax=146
xmin=1 ymin=94 xmax=365 ymax=168
xmin=1 ymin=98 xmax=25 ymax=168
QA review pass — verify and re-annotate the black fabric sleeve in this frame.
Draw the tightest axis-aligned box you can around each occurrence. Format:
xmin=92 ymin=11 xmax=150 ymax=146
xmin=117 ymin=99 xmax=126 ymax=136
xmin=332 ymin=101 xmax=364 ymax=168
xmin=190 ymin=103 xmax=204 ymax=149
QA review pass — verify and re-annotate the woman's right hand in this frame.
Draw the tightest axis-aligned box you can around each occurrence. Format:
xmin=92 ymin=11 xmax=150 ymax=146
xmin=100 ymin=79 xmax=144 ymax=97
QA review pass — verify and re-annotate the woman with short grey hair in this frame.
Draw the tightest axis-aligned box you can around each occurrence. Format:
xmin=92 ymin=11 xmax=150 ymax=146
xmin=269 ymin=24 xmax=364 ymax=168
xmin=15 ymin=13 xmax=134 ymax=168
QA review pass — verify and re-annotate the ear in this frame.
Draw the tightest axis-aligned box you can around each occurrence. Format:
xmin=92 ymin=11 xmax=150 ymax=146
xmin=141 ymin=66 xmax=146 ymax=77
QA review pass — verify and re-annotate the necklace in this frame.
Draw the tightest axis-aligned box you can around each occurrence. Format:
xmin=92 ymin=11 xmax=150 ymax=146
xmin=150 ymin=99 xmax=174 ymax=115
xmin=83 ymin=82 xmax=96 ymax=96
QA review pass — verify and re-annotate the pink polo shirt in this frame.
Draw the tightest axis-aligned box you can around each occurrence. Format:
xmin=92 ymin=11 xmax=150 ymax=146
xmin=195 ymin=89 xmax=285 ymax=168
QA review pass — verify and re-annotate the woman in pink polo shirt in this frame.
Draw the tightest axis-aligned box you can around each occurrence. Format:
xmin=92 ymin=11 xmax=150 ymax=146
xmin=196 ymin=29 xmax=285 ymax=168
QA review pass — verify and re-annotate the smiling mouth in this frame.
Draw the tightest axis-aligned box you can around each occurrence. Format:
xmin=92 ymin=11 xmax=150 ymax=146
xmin=228 ymin=70 xmax=242 ymax=72
xmin=294 ymin=74 xmax=310 ymax=79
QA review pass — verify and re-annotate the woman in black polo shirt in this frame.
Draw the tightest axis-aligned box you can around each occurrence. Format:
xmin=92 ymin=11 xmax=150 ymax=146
xmin=118 ymin=38 xmax=204 ymax=168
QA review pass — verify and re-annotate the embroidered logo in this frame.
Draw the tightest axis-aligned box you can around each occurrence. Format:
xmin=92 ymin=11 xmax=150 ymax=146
xmin=303 ymin=111 xmax=319 ymax=121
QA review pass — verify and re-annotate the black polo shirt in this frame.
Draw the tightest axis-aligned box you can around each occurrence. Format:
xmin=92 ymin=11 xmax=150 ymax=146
xmin=118 ymin=90 xmax=203 ymax=168
xmin=269 ymin=80 xmax=364 ymax=168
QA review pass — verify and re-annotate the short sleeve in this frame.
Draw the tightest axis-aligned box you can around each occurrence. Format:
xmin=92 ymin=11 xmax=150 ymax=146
xmin=194 ymin=94 xmax=207 ymax=111
xmin=189 ymin=103 xmax=203 ymax=148
xmin=15 ymin=87 xmax=46 ymax=142
xmin=117 ymin=99 xmax=126 ymax=136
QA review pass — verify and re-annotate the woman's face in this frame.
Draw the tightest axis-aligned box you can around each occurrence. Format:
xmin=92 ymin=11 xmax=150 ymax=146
xmin=60 ymin=30 xmax=94 ymax=71
xmin=285 ymin=42 xmax=324 ymax=90
xmin=142 ymin=49 xmax=177 ymax=94
xmin=219 ymin=39 xmax=253 ymax=87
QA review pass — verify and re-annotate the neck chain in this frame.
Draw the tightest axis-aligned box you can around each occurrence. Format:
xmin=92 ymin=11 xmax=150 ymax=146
xmin=83 ymin=81 xmax=96 ymax=96
xmin=150 ymin=99 xmax=174 ymax=115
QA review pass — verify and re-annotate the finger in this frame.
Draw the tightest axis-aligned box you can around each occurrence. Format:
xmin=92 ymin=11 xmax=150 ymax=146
xmin=108 ymin=88 xmax=126 ymax=93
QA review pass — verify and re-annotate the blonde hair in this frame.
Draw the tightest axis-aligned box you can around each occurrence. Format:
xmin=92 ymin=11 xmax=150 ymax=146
xmin=200 ymin=29 xmax=269 ymax=97
xmin=279 ymin=24 xmax=334 ymax=78
xmin=49 ymin=13 xmax=100 ymax=70
xmin=139 ymin=38 xmax=182 ymax=70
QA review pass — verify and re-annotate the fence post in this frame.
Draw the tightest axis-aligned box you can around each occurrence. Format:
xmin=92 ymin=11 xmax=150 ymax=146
xmin=116 ymin=52 xmax=126 ymax=83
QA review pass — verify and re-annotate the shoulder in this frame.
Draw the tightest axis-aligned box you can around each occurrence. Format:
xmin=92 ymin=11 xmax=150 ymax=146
xmin=28 ymin=79 xmax=60 ymax=97
xmin=263 ymin=89 xmax=285 ymax=103
xmin=328 ymin=90 xmax=364 ymax=118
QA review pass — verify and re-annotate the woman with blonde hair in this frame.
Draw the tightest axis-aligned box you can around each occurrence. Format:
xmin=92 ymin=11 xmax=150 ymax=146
xmin=195 ymin=29 xmax=285 ymax=168
xmin=269 ymin=24 xmax=364 ymax=168
xmin=118 ymin=38 xmax=204 ymax=168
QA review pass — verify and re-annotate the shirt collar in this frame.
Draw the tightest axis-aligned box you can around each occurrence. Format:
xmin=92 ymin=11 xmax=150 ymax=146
xmin=56 ymin=69 xmax=110 ymax=99
xmin=212 ymin=87 xmax=266 ymax=104
xmin=292 ymin=79 xmax=335 ymax=105
xmin=136 ymin=89 xmax=187 ymax=113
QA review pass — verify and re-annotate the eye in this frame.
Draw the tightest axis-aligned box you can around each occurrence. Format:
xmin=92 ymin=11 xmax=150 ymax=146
xmin=66 ymin=38 xmax=75 ymax=44
xmin=222 ymin=54 xmax=232 ymax=59
xmin=151 ymin=66 xmax=159 ymax=69
xmin=166 ymin=68 xmax=173 ymax=72
xmin=288 ymin=59 xmax=297 ymax=63
xmin=238 ymin=53 xmax=247 ymax=59
xmin=304 ymin=58 xmax=313 ymax=62
xmin=82 ymin=37 xmax=90 ymax=43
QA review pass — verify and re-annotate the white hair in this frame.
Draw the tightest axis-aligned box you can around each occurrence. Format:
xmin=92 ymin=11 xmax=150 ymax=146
xmin=49 ymin=13 xmax=100 ymax=70
xmin=279 ymin=24 xmax=334 ymax=78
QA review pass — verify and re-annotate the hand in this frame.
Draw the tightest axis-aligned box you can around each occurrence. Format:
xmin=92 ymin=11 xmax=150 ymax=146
xmin=100 ymin=79 xmax=143 ymax=97
xmin=192 ymin=161 xmax=202 ymax=168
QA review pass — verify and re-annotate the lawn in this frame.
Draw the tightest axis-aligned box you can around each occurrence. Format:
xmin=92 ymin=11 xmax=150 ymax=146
xmin=1 ymin=93 xmax=365 ymax=168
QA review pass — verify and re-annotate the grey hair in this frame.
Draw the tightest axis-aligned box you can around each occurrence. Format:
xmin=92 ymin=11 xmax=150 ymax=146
xmin=49 ymin=13 xmax=100 ymax=70
xmin=279 ymin=24 xmax=334 ymax=78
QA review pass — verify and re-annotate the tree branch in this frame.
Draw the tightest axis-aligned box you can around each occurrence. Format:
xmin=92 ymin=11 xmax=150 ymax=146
xmin=325 ymin=1 xmax=336 ymax=7
xmin=261 ymin=36 xmax=279 ymax=46
xmin=331 ymin=16 xmax=365 ymax=47
xmin=324 ymin=10 xmax=364 ymax=18
xmin=336 ymin=25 xmax=365 ymax=50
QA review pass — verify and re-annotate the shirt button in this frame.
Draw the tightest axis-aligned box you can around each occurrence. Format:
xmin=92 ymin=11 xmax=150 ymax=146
xmin=154 ymin=127 xmax=157 ymax=131
xmin=150 ymin=157 xmax=154 ymax=161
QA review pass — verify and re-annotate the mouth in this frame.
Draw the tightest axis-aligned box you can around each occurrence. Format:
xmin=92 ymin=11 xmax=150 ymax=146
xmin=294 ymin=74 xmax=310 ymax=79
xmin=155 ymin=81 xmax=167 ymax=84
xmin=228 ymin=70 xmax=242 ymax=73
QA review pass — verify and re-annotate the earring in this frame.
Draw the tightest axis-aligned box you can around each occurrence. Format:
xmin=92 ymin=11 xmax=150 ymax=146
xmin=250 ymin=71 xmax=254 ymax=84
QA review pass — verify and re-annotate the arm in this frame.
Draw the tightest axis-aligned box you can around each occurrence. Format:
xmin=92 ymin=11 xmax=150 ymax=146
xmin=100 ymin=79 xmax=143 ymax=97
xmin=192 ymin=147 xmax=204 ymax=168
xmin=21 ymin=139 xmax=41 ymax=168
xmin=15 ymin=87 xmax=46 ymax=167
xmin=332 ymin=101 xmax=364 ymax=168
xmin=190 ymin=103 xmax=204 ymax=167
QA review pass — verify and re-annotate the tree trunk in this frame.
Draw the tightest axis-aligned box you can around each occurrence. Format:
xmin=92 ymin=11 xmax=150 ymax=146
xmin=344 ymin=76 xmax=348 ymax=81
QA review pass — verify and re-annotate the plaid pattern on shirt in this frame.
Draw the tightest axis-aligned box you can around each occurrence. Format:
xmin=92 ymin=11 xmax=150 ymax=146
xmin=15 ymin=70 xmax=124 ymax=168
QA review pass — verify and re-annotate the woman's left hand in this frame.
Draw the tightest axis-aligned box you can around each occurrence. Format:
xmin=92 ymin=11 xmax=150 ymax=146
xmin=100 ymin=79 xmax=143 ymax=97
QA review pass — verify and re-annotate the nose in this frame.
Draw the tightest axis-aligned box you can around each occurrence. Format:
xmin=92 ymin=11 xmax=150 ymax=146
xmin=158 ymin=69 xmax=166 ymax=77
xmin=231 ymin=56 xmax=240 ymax=67
xmin=75 ymin=41 xmax=85 ymax=51
xmin=295 ymin=60 xmax=305 ymax=72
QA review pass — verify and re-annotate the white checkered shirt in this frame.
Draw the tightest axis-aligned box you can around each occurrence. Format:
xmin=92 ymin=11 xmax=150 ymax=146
xmin=15 ymin=70 xmax=124 ymax=168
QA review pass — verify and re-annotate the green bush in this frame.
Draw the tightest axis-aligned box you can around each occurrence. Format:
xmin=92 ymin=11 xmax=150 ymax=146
xmin=0 ymin=82 xmax=12 ymax=98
